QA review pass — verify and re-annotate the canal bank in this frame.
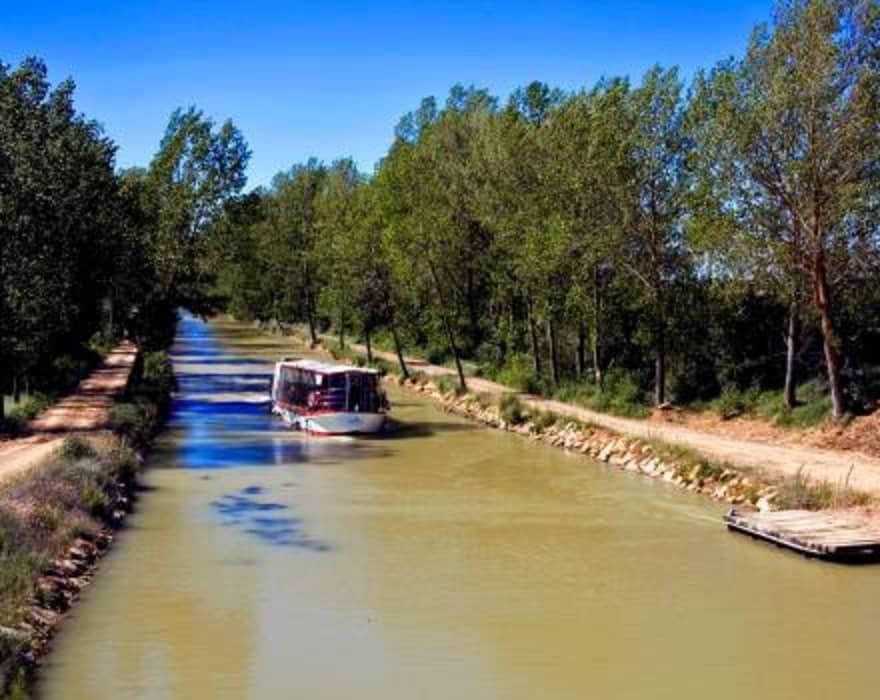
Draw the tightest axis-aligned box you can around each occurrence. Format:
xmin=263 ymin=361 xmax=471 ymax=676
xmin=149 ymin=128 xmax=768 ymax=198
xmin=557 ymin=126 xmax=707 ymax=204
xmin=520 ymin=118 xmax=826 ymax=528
xmin=0 ymin=350 xmax=173 ymax=698
xmin=34 ymin=316 xmax=880 ymax=700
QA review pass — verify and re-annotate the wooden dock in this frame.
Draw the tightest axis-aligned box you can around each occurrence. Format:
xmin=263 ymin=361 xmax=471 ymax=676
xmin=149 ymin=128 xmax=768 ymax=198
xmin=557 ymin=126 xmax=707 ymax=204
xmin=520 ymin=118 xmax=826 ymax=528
xmin=724 ymin=508 xmax=880 ymax=563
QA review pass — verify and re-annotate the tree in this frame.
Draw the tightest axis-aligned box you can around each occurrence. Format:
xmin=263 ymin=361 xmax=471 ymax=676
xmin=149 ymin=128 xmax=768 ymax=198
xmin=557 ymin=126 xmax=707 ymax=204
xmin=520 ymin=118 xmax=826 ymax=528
xmin=620 ymin=66 xmax=691 ymax=405
xmin=690 ymin=0 xmax=880 ymax=417
xmin=316 ymin=158 xmax=364 ymax=348
xmin=146 ymin=107 xmax=250 ymax=323
xmin=0 ymin=57 xmax=120 ymax=411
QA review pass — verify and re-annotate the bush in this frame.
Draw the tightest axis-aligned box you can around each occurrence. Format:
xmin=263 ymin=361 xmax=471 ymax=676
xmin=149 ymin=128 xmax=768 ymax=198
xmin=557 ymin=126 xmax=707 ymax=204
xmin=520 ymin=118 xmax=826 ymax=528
xmin=7 ymin=393 xmax=53 ymax=422
xmin=532 ymin=411 xmax=560 ymax=432
xmin=498 ymin=394 xmax=526 ymax=425
xmin=59 ymin=436 xmax=98 ymax=461
xmin=143 ymin=351 xmax=175 ymax=393
xmin=554 ymin=371 xmax=650 ymax=418
xmin=435 ymin=375 xmax=466 ymax=396
xmin=775 ymin=396 xmax=832 ymax=428
xmin=713 ymin=385 xmax=760 ymax=420
xmin=493 ymin=353 xmax=541 ymax=393
xmin=110 ymin=403 xmax=141 ymax=439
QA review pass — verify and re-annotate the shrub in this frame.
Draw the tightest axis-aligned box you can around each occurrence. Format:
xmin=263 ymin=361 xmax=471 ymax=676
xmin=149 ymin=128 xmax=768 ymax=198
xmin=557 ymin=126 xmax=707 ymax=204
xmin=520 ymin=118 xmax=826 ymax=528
xmin=494 ymin=353 xmax=541 ymax=393
xmin=555 ymin=371 xmax=650 ymax=418
xmin=774 ymin=467 xmax=872 ymax=510
xmin=775 ymin=396 xmax=832 ymax=428
xmin=110 ymin=403 xmax=141 ymax=439
xmin=532 ymin=411 xmax=560 ymax=432
xmin=498 ymin=394 xmax=526 ymax=425
xmin=7 ymin=393 xmax=53 ymax=422
xmin=143 ymin=351 xmax=175 ymax=393
xmin=714 ymin=385 xmax=751 ymax=420
xmin=435 ymin=375 xmax=466 ymax=396
xmin=59 ymin=436 xmax=98 ymax=461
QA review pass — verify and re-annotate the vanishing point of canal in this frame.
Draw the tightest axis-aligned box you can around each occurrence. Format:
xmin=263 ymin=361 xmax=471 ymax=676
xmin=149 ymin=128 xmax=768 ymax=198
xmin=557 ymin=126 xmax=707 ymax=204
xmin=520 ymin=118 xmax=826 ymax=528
xmin=36 ymin=316 xmax=880 ymax=699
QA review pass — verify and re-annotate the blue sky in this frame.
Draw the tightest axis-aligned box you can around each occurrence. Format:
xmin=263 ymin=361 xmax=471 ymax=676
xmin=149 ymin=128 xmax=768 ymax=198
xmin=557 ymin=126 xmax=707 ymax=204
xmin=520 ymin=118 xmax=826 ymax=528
xmin=2 ymin=1 xmax=771 ymax=189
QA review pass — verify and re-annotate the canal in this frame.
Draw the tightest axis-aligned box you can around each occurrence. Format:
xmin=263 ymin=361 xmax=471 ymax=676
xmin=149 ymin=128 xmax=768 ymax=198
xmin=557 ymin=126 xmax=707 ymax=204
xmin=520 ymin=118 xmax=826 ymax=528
xmin=36 ymin=315 xmax=880 ymax=699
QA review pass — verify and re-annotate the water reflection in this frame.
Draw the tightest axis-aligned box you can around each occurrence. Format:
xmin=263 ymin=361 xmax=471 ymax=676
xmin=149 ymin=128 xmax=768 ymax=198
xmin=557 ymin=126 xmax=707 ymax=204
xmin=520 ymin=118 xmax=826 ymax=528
xmin=210 ymin=487 xmax=330 ymax=550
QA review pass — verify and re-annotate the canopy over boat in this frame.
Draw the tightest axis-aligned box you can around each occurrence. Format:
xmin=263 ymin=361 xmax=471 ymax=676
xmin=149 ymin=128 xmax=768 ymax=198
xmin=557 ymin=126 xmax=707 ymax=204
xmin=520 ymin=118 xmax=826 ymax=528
xmin=275 ymin=358 xmax=380 ymax=376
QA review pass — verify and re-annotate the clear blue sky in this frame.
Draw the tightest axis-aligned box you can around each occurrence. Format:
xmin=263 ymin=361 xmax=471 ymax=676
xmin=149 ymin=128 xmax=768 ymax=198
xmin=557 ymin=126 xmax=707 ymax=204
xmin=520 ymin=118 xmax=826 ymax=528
xmin=3 ymin=0 xmax=772 ymax=189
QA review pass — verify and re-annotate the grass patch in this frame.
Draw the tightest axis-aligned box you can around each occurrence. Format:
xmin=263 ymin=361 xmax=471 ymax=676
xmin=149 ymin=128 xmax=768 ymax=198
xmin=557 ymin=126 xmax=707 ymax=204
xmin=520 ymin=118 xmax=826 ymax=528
xmin=774 ymin=466 xmax=872 ymax=510
xmin=435 ymin=375 xmax=467 ymax=397
xmin=553 ymin=371 xmax=651 ymax=419
xmin=1 ymin=349 xmax=173 ymax=694
xmin=0 ymin=437 xmax=141 ymax=681
xmin=110 ymin=351 xmax=174 ymax=449
xmin=0 ymin=394 xmax=55 ymax=437
xmin=706 ymin=380 xmax=832 ymax=428
xmin=489 ymin=354 xmax=542 ymax=394
xmin=531 ymin=410 xmax=561 ymax=432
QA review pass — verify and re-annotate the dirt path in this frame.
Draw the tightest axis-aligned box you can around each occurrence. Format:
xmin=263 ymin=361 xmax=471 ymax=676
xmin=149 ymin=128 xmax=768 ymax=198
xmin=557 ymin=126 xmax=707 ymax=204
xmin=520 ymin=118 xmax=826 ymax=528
xmin=344 ymin=341 xmax=880 ymax=494
xmin=0 ymin=342 xmax=138 ymax=483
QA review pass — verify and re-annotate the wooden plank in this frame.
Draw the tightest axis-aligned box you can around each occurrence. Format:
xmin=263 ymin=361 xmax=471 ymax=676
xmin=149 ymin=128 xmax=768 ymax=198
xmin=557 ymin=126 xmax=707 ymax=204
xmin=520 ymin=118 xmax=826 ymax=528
xmin=724 ymin=508 xmax=880 ymax=563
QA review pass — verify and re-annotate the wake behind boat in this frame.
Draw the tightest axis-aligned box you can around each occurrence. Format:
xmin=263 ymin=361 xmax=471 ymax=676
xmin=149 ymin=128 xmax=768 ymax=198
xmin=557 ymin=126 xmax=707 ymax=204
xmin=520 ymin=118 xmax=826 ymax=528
xmin=270 ymin=358 xmax=389 ymax=435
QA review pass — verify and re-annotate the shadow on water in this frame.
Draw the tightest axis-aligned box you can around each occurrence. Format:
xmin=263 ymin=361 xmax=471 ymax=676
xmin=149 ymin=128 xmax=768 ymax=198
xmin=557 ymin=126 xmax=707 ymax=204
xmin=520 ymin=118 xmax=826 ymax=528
xmin=212 ymin=487 xmax=331 ymax=551
xmin=377 ymin=418 xmax=480 ymax=440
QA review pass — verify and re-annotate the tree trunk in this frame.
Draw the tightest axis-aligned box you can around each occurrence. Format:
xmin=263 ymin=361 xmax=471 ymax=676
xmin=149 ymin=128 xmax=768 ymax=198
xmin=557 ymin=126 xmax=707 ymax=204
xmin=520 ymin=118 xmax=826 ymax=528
xmin=783 ymin=300 xmax=799 ymax=410
xmin=577 ymin=322 xmax=586 ymax=381
xmin=547 ymin=318 xmax=560 ymax=386
xmin=306 ymin=312 xmax=318 ymax=347
xmin=527 ymin=300 xmax=542 ymax=376
xmin=13 ymin=374 xmax=21 ymax=404
xmin=390 ymin=320 xmax=409 ymax=380
xmin=655 ymin=317 xmax=666 ymax=406
xmin=443 ymin=313 xmax=467 ymax=392
xmin=305 ymin=288 xmax=318 ymax=347
xmin=338 ymin=308 xmax=346 ymax=349
xmin=812 ymin=251 xmax=846 ymax=417
xmin=428 ymin=261 xmax=467 ymax=392
xmin=592 ymin=264 xmax=603 ymax=389
xmin=364 ymin=326 xmax=373 ymax=365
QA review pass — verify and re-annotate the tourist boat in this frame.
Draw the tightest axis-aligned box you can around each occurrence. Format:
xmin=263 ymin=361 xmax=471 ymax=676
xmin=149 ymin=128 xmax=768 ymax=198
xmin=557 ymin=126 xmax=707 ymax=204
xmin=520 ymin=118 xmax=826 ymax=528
xmin=270 ymin=358 xmax=388 ymax=435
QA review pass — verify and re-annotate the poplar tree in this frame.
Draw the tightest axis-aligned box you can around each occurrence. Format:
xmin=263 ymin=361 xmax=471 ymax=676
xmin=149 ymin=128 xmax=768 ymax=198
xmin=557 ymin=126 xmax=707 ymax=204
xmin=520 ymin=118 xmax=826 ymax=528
xmin=691 ymin=0 xmax=880 ymax=417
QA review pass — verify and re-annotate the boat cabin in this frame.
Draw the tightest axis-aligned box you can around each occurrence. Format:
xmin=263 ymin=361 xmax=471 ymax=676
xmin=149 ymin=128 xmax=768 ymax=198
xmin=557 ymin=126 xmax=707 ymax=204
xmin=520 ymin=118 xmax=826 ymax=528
xmin=271 ymin=359 xmax=385 ymax=414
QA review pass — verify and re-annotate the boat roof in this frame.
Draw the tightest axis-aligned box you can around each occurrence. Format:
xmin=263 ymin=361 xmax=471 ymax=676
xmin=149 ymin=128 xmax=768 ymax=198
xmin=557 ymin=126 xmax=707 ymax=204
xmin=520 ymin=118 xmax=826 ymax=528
xmin=275 ymin=357 xmax=379 ymax=375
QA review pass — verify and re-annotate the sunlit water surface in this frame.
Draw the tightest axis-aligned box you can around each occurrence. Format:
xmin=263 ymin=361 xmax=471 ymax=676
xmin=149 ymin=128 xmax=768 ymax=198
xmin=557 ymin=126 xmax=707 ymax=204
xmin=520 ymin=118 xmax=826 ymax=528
xmin=36 ymin=316 xmax=880 ymax=699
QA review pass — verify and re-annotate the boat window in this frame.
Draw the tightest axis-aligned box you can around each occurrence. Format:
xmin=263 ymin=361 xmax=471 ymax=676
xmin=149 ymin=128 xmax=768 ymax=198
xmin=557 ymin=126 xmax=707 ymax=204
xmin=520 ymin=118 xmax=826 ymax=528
xmin=328 ymin=374 xmax=346 ymax=389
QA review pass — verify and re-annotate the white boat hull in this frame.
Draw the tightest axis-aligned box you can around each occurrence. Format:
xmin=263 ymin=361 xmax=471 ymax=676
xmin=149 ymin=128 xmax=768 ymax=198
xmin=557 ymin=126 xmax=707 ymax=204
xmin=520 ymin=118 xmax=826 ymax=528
xmin=274 ymin=404 xmax=385 ymax=435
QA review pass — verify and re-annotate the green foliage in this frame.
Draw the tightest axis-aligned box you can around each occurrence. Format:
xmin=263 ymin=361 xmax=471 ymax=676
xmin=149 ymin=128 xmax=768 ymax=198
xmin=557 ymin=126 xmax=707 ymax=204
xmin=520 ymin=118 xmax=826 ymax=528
xmin=702 ymin=379 xmax=833 ymax=428
xmin=498 ymin=394 xmax=526 ymax=425
xmin=59 ymin=437 xmax=98 ymax=461
xmin=435 ymin=375 xmax=466 ymax=397
xmin=492 ymin=353 xmax=541 ymax=394
xmin=532 ymin=411 xmax=561 ymax=432
xmin=554 ymin=371 xmax=651 ymax=418
xmin=1 ymin=57 xmax=241 ymax=426
xmin=111 ymin=351 xmax=174 ymax=447
xmin=712 ymin=385 xmax=762 ymax=420
xmin=203 ymin=1 xmax=880 ymax=424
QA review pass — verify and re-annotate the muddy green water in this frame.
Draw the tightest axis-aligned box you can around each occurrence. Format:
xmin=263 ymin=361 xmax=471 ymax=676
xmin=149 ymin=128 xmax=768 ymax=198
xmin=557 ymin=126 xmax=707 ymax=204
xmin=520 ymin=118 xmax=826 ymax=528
xmin=36 ymin=316 xmax=880 ymax=699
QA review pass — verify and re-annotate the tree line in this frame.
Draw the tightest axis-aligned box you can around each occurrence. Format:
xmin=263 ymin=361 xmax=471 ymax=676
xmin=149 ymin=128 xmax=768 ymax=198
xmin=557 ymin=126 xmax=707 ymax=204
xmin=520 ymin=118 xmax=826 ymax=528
xmin=0 ymin=57 xmax=249 ymax=422
xmin=211 ymin=0 xmax=880 ymax=420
